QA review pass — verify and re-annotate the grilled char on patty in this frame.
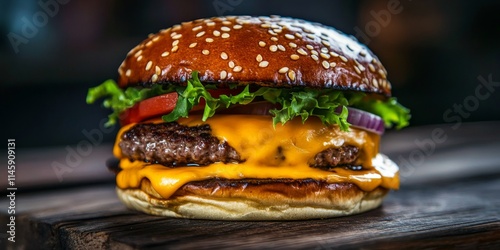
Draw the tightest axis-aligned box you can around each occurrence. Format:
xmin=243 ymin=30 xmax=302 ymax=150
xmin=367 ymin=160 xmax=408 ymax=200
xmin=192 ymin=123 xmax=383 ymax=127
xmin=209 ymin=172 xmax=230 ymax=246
xmin=119 ymin=122 xmax=360 ymax=168
xmin=119 ymin=122 xmax=242 ymax=166
xmin=310 ymin=146 xmax=360 ymax=170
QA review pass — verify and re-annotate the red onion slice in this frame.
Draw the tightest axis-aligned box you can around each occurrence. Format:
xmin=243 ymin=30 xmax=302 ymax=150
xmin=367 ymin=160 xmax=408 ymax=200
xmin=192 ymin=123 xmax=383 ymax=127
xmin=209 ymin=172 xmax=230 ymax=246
xmin=336 ymin=106 xmax=385 ymax=135
xmin=206 ymin=102 xmax=385 ymax=135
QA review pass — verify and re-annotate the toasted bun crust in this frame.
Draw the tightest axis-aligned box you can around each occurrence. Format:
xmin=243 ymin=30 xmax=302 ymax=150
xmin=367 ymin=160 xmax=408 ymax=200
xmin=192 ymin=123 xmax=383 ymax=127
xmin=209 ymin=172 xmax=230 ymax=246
xmin=118 ymin=16 xmax=391 ymax=96
xmin=117 ymin=179 xmax=388 ymax=220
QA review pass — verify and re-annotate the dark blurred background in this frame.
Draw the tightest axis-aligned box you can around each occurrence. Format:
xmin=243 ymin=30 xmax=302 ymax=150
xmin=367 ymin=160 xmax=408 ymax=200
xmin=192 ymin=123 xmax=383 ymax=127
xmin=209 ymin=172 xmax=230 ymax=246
xmin=1 ymin=0 xmax=499 ymax=149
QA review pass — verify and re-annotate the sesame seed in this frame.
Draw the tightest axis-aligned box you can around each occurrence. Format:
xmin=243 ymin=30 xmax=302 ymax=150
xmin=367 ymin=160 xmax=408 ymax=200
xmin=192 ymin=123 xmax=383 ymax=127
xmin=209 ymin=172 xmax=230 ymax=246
xmin=354 ymin=65 xmax=361 ymax=74
xmin=146 ymin=40 xmax=153 ymax=47
xmin=311 ymin=54 xmax=319 ymax=61
xmin=289 ymin=42 xmax=297 ymax=48
xmin=311 ymin=50 xmax=318 ymax=55
xmin=220 ymin=52 xmax=228 ymax=60
xmin=269 ymin=45 xmax=278 ymax=52
xmin=259 ymin=41 xmax=266 ymax=47
xmin=137 ymin=55 xmax=143 ymax=62
xmin=222 ymin=20 xmax=232 ymax=25
xmin=151 ymin=74 xmax=158 ymax=83
xmin=321 ymin=47 xmax=329 ymax=53
xmin=172 ymin=40 xmax=179 ymax=46
xmin=270 ymin=37 xmax=278 ymax=42
xmin=213 ymin=30 xmax=221 ymax=36
xmin=221 ymin=26 xmax=231 ymax=32
xmin=330 ymin=51 xmax=339 ymax=57
xmin=233 ymin=66 xmax=242 ymax=72
xmin=155 ymin=66 xmax=161 ymax=75
xmin=306 ymin=34 xmax=315 ymax=39
xmin=285 ymin=34 xmax=295 ymax=40
xmin=288 ymin=70 xmax=296 ymax=81
xmin=220 ymin=70 xmax=227 ymax=80
xmin=152 ymin=36 xmax=160 ymax=42
xmin=206 ymin=38 xmax=214 ymax=43
xmin=295 ymin=33 xmax=303 ymax=38
xmin=172 ymin=24 xmax=182 ymax=31
xmin=170 ymin=32 xmax=177 ymax=37
xmin=382 ymin=79 xmax=388 ymax=88
xmin=192 ymin=26 xmax=203 ymax=31
xmin=372 ymin=78 xmax=379 ymax=88
xmin=196 ymin=31 xmax=206 ymax=37
xmin=322 ymin=61 xmax=330 ymax=69
xmin=256 ymin=54 xmax=263 ymax=62
xmin=321 ymin=40 xmax=330 ymax=47
xmin=206 ymin=22 xmax=215 ymax=26
xmin=233 ymin=24 xmax=243 ymax=29
xmin=368 ymin=64 xmax=376 ymax=72
xmin=134 ymin=50 xmax=142 ymax=57
xmin=229 ymin=61 xmax=235 ymax=68
xmin=172 ymin=34 xmax=182 ymax=40
xmin=273 ymin=28 xmax=282 ymax=33
xmin=378 ymin=69 xmax=387 ymax=79
xmin=290 ymin=54 xmax=300 ymax=60
xmin=306 ymin=45 xmax=314 ymax=50
xmin=359 ymin=51 xmax=366 ymax=57
xmin=189 ymin=42 xmax=197 ymax=48
xmin=278 ymin=67 xmax=289 ymax=74
xmin=297 ymin=48 xmax=308 ymax=56
xmin=171 ymin=46 xmax=179 ymax=52
xmin=330 ymin=62 xmax=337 ymax=67
xmin=125 ymin=69 xmax=131 ymax=77
xmin=145 ymin=61 xmax=153 ymax=71
xmin=261 ymin=23 xmax=271 ymax=28
xmin=320 ymin=53 xmax=330 ymax=59
xmin=259 ymin=61 xmax=269 ymax=67
xmin=268 ymin=30 xmax=277 ymax=36
xmin=358 ymin=65 xmax=366 ymax=71
xmin=340 ymin=55 xmax=348 ymax=62
xmin=221 ymin=33 xmax=230 ymax=39
xmin=202 ymin=49 xmax=210 ymax=55
xmin=278 ymin=45 xmax=286 ymax=51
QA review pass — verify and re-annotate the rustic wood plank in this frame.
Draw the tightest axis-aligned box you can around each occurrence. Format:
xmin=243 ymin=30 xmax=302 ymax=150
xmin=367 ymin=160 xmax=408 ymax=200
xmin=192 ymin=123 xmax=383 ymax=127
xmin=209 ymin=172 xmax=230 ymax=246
xmin=0 ymin=144 xmax=115 ymax=191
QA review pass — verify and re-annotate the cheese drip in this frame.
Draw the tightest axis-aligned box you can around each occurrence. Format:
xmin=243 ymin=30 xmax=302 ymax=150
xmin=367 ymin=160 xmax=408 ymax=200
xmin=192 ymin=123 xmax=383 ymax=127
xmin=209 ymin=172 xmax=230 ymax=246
xmin=114 ymin=115 xmax=399 ymax=198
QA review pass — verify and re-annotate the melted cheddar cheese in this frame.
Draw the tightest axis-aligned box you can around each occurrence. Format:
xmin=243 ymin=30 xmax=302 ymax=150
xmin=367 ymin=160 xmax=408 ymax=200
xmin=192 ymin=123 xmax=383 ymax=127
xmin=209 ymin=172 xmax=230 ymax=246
xmin=114 ymin=115 xmax=399 ymax=198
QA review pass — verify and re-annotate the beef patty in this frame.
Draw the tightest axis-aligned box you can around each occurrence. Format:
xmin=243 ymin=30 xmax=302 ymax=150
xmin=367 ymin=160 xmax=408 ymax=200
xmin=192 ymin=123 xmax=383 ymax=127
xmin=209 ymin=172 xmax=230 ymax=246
xmin=119 ymin=122 xmax=360 ymax=168
xmin=119 ymin=122 xmax=242 ymax=166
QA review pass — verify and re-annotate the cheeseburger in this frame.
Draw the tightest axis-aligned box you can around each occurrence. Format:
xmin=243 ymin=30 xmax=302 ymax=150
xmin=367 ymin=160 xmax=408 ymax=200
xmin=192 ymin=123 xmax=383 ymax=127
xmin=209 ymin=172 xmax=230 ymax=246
xmin=87 ymin=16 xmax=410 ymax=220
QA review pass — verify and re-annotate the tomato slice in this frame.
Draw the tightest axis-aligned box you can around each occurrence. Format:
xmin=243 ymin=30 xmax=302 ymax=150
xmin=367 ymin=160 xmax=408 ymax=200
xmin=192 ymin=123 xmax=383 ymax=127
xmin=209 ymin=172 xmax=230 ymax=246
xmin=119 ymin=88 xmax=243 ymax=125
xmin=119 ymin=92 xmax=178 ymax=125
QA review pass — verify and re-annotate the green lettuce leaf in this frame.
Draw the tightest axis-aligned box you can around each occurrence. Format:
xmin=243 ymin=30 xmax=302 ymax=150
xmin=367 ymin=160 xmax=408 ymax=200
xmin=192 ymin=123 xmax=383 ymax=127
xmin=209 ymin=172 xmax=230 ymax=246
xmin=86 ymin=80 xmax=174 ymax=126
xmin=86 ymin=71 xmax=410 ymax=130
xmin=353 ymin=97 xmax=410 ymax=129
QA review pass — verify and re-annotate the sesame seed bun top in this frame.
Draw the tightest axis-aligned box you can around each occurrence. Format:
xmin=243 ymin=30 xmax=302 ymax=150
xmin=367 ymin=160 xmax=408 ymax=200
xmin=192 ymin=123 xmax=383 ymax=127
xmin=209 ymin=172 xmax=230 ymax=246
xmin=118 ymin=16 xmax=392 ymax=96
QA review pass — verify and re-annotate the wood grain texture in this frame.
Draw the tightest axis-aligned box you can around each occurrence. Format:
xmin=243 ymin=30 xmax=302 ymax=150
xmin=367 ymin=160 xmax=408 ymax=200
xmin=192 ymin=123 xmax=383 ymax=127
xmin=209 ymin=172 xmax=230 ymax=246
xmin=1 ymin=122 xmax=500 ymax=249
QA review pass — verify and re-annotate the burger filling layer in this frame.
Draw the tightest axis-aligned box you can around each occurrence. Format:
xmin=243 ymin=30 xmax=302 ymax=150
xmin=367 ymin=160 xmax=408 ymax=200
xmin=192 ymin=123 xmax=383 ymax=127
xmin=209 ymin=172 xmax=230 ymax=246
xmin=114 ymin=115 xmax=399 ymax=199
xmin=119 ymin=122 xmax=361 ymax=169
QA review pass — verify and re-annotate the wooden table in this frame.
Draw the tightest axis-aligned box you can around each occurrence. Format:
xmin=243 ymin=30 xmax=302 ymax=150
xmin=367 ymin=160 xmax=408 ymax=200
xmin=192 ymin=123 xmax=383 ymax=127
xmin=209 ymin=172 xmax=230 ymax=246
xmin=2 ymin=122 xmax=500 ymax=249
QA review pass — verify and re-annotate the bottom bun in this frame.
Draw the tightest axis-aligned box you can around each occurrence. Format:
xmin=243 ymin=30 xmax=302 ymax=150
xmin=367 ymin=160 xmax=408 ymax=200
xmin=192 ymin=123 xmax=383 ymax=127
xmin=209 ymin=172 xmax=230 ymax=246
xmin=117 ymin=178 xmax=388 ymax=220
